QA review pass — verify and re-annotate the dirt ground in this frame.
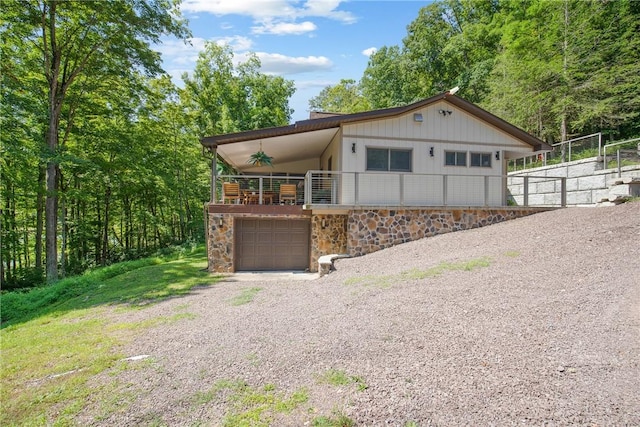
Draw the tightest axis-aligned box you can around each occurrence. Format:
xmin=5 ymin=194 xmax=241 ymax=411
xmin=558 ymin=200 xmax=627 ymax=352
xmin=82 ymin=202 xmax=640 ymax=426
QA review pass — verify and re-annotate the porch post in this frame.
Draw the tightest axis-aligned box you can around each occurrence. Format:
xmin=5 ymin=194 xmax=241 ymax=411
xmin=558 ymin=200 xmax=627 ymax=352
xmin=210 ymin=145 xmax=218 ymax=203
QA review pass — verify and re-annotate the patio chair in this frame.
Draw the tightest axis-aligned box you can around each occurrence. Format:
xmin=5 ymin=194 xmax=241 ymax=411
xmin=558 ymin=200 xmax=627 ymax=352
xmin=222 ymin=182 xmax=242 ymax=204
xmin=279 ymin=184 xmax=297 ymax=205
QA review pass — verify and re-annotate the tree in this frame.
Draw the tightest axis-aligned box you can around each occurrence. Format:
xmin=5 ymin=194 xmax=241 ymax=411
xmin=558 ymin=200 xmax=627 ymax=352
xmin=361 ymin=45 xmax=415 ymax=109
xmin=308 ymin=79 xmax=371 ymax=113
xmin=1 ymin=0 xmax=189 ymax=282
xmin=482 ymin=0 xmax=640 ymax=142
xmin=182 ymin=42 xmax=295 ymax=138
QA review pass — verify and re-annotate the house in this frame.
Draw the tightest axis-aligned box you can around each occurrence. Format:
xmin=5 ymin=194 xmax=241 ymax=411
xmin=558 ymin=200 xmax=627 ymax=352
xmin=201 ymin=92 xmax=553 ymax=273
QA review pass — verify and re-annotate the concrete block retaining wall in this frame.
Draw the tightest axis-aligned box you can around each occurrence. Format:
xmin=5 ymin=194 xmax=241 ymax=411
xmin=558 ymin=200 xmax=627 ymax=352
xmin=508 ymin=158 xmax=640 ymax=206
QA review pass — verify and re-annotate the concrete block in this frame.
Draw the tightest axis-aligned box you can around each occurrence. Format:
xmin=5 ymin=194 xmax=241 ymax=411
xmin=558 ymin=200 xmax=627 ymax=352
xmin=544 ymin=193 xmax=561 ymax=205
xmin=528 ymin=194 xmax=546 ymax=206
xmin=568 ymin=161 xmax=598 ymax=178
xmin=577 ymin=174 xmax=607 ymax=191
xmin=567 ymin=190 xmax=593 ymax=205
xmin=534 ymin=180 xmax=556 ymax=194
xmin=566 ymin=178 xmax=579 ymax=192
xmin=592 ymin=189 xmax=610 ymax=203
xmin=609 ymin=183 xmax=640 ymax=197
xmin=507 ymin=184 xmax=523 ymax=196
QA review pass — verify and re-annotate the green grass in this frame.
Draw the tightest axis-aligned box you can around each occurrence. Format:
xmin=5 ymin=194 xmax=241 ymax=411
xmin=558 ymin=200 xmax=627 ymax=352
xmin=1 ymin=245 xmax=210 ymax=326
xmin=193 ymin=379 xmax=309 ymax=426
xmin=312 ymin=411 xmax=355 ymax=427
xmin=229 ymin=286 xmax=263 ymax=306
xmin=0 ymin=248 xmax=219 ymax=426
xmin=345 ymin=257 xmax=492 ymax=287
xmin=317 ymin=369 xmax=368 ymax=391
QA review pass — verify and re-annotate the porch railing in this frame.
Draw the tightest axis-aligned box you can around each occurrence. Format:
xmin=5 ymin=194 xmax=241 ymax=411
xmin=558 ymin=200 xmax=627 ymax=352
xmin=213 ymin=172 xmax=566 ymax=208
xmin=215 ymin=175 xmax=304 ymax=205
xmin=304 ymin=171 xmax=567 ymax=207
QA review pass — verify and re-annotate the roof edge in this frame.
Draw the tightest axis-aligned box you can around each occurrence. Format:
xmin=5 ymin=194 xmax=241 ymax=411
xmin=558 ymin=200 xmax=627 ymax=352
xmin=200 ymin=92 xmax=550 ymax=151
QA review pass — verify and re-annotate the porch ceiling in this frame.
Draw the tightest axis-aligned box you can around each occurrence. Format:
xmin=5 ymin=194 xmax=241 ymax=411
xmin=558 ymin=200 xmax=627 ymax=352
xmin=216 ymin=127 xmax=339 ymax=173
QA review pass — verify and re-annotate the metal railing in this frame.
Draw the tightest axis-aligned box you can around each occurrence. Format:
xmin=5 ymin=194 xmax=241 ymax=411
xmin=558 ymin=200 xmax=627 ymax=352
xmin=304 ymin=171 xmax=566 ymax=207
xmin=603 ymin=137 xmax=640 ymax=177
xmin=547 ymin=132 xmax=602 ymax=164
xmin=506 ymin=175 xmax=567 ymax=207
xmin=510 ymin=133 xmax=602 ymax=171
xmin=215 ymin=175 xmax=304 ymax=205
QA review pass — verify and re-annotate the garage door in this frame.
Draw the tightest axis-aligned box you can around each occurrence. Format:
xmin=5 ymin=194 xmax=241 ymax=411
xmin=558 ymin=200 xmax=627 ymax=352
xmin=235 ymin=218 xmax=310 ymax=271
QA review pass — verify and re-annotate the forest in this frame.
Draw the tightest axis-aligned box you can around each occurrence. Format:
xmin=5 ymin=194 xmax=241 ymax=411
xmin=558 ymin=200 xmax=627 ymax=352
xmin=2 ymin=0 xmax=639 ymax=288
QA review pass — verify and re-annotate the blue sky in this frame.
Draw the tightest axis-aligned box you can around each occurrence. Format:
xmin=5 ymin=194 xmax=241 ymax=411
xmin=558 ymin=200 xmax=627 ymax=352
xmin=158 ymin=0 xmax=430 ymax=122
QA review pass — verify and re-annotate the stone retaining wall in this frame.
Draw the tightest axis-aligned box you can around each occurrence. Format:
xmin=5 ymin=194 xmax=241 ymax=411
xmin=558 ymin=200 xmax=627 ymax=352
xmin=345 ymin=208 xmax=547 ymax=257
xmin=208 ymin=207 xmax=550 ymax=273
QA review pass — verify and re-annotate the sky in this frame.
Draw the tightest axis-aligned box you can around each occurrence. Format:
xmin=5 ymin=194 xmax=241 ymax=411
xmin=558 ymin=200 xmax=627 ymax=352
xmin=158 ymin=0 xmax=431 ymax=122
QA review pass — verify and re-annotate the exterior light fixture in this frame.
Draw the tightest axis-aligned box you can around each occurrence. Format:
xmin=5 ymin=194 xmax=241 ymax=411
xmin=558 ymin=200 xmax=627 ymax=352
xmin=218 ymin=218 xmax=223 ymax=227
xmin=351 ymin=143 xmax=356 ymax=153
xmin=413 ymin=113 xmax=423 ymax=122
xmin=438 ymin=109 xmax=452 ymax=116
xmin=429 ymin=147 xmax=434 ymax=157
xmin=495 ymin=151 xmax=500 ymax=160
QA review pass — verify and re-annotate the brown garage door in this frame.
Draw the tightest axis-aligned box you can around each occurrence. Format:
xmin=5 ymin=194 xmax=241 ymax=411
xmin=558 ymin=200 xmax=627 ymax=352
xmin=235 ymin=218 xmax=310 ymax=271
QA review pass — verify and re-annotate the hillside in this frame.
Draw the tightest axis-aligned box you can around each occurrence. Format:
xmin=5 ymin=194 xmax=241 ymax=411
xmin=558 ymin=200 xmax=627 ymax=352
xmin=3 ymin=202 xmax=639 ymax=426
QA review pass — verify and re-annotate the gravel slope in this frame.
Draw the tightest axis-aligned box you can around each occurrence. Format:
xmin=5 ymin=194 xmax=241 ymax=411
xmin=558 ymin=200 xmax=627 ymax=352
xmin=84 ymin=203 xmax=640 ymax=426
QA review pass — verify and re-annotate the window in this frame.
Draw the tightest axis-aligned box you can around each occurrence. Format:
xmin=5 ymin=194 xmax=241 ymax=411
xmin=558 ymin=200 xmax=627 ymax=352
xmin=445 ymin=151 xmax=467 ymax=166
xmin=366 ymin=148 xmax=412 ymax=172
xmin=470 ymin=152 xmax=492 ymax=168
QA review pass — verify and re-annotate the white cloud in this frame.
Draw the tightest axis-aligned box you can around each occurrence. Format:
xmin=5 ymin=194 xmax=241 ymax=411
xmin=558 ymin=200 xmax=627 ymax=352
xmin=214 ymin=35 xmax=254 ymax=51
xmin=295 ymin=79 xmax=336 ymax=90
xmin=181 ymin=0 xmax=356 ymax=23
xmin=155 ymin=37 xmax=206 ymax=65
xmin=301 ymin=0 xmax=357 ymax=24
xmin=252 ymin=52 xmax=333 ymax=75
xmin=181 ymin=0 xmax=295 ymax=19
xmin=252 ymin=20 xmax=317 ymax=35
xmin=362 ymin=47 xmax=377 ymax=57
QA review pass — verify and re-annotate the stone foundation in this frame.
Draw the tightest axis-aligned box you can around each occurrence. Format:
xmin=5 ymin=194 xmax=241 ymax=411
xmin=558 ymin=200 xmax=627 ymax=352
xmin=310 ymin=214 xmax=348 ymax=273
xmin=207 ymin=206 xmax=551 ymax=273
xmin=346 ymin=208 xmax=548 ymax=257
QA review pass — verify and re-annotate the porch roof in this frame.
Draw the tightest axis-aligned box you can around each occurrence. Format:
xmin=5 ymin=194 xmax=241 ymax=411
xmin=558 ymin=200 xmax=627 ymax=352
xmin=200 ymin=92 xmax=551 ymax=172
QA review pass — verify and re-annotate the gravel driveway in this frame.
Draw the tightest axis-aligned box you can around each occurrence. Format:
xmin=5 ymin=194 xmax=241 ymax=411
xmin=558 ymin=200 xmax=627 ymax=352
xmin=87 ymin=203 xmax=640 ymax=426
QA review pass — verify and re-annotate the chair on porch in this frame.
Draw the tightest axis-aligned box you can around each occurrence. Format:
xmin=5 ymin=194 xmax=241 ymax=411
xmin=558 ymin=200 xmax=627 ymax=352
xmin=222 ymin=182 xmax=242 ymax=204
xmin=279 ymin=184 xmax=297 ymax=205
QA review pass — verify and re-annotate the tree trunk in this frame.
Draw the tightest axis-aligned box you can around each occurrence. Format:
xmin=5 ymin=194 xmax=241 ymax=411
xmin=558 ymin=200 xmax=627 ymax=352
xmin=102 ymin=185 xmax=111 ymax=266
xmin=45 ymin=146 xmax=58 ymax=282
xmin=45 ymin=2 xmax=61 ymax=283
xmin=35 ymin=165 xmax=45 ymax=272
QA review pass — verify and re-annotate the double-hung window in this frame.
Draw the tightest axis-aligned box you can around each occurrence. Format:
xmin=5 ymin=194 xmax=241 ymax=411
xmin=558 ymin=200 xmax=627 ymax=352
xmin=366 ymin=148 xmax=412 ymax=172
xmin=445 ymin=151 xmax=467 ymax=167
xmin=470 ymin=152 xmax=492 ymax=168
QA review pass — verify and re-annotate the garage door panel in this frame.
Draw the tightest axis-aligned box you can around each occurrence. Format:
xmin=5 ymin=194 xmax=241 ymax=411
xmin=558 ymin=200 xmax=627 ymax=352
xmin=236 ymin=218 xmax=310 ymax=271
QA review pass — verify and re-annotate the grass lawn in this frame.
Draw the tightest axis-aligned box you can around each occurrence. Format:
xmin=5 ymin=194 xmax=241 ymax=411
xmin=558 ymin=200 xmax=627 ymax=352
xmin=0 ymin=247 xmax=220 ymax=426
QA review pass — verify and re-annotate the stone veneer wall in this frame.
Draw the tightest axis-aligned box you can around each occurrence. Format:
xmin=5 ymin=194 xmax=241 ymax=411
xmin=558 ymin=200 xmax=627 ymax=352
xmin=346 ymin=208 xmax=548 ymax=257
xmin=208 ymin=207 xmax=551 ymax=273
xmin=310 ymin=214 xmax=348 ymax=272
